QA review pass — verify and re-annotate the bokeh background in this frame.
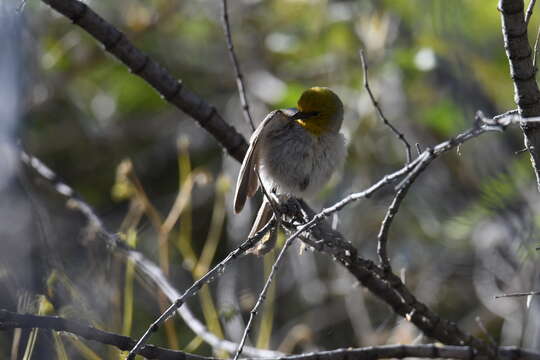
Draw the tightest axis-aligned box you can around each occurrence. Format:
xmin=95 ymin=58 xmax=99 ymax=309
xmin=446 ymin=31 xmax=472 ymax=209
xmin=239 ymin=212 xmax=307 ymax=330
xmin=2 ymin=0 xmax=540 ymax=358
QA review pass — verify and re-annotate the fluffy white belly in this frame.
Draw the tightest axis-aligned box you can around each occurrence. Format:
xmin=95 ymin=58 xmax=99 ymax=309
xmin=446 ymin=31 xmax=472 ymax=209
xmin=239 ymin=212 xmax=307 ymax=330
xmin=258 ymin=118 xmax=345 ymax=197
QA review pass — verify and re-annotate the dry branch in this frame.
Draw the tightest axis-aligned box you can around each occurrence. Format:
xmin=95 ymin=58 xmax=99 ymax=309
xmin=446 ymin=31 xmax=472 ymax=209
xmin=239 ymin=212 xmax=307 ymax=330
xmin=3 ymin=309 xmax=540 ymax=360
xmin=499 ymin=0 xmax=540 ymax=190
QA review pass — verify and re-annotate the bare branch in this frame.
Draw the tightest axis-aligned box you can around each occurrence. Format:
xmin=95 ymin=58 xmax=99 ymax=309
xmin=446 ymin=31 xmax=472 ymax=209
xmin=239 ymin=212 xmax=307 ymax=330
xmin=533 ymin=24 xmax=540 ymax=68
xmin=232 ymin=231 xmax=297 ymax=359
xmin=499 ymin=0 xmax=540 ymax=191
xmin=359 ymin=49 xmax=412 ymax=163
xmin=525 ymin=0 xmax=537 ymax=25
xmin=127 ymin=221 xmax=275 ymax=359
xmin=495 ymin=290 xmax=540 ymax=298
xmin=221 ymin=0 xmax=256 ymax=132
xmin=376 ymin=188 xmax=407 ymax=270
xmin=0 ymin=309 xmax=209 ymax=360
xmin=40 ymin=0 xmax=248 ymax=162
xmin=283 ymin=345 xmax=540 ymax=360
xmin=2 ymin=309 xmax=540 ymax=360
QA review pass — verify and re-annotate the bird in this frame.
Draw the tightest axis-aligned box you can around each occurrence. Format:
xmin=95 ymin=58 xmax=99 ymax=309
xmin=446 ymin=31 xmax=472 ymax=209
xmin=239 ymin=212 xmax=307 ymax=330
xmin=233 ymin=86 xmax=346 ymax=255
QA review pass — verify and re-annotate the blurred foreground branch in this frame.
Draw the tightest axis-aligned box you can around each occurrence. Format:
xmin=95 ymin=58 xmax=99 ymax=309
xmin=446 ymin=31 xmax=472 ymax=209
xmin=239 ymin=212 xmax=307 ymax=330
xmin=2 ymin=309 xmax=540 ymax=360
xmin=0 ymin=309 xmax=209 ymax=360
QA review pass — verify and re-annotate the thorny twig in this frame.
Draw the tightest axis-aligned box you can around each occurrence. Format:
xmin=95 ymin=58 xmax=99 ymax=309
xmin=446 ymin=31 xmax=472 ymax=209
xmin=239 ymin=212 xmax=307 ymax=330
xmin=221 ymin=0 xmax=256 ymax=131
xmin=359 ymin=49 xmax=412 ymax=163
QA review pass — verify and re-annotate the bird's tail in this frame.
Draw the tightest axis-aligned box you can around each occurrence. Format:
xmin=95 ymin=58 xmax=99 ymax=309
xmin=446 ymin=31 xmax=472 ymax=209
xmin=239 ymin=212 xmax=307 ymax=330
xmin=247 ymin=197 xmax=279 ymax=256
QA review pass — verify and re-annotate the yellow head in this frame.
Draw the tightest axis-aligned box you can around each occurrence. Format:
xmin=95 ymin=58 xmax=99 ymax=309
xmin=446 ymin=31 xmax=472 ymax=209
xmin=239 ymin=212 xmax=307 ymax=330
xmin=293 ymin=87 xmax=343 ymax=136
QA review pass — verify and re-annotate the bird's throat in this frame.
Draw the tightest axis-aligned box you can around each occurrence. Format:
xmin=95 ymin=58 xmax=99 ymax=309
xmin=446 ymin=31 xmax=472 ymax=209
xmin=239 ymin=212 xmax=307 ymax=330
xmin=295 ymin=119 xmax=327 ymax=136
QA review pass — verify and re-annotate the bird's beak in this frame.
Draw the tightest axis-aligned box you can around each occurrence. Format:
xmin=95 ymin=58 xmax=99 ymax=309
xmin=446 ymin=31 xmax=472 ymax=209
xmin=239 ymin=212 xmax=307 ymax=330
xmin=291 ymin=111 xmax=319 ymax=120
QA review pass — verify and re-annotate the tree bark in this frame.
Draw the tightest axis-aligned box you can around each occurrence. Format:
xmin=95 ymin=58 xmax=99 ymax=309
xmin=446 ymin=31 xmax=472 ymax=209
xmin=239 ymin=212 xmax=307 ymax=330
xmin=499 ymin=0 xmax=540 ymax=189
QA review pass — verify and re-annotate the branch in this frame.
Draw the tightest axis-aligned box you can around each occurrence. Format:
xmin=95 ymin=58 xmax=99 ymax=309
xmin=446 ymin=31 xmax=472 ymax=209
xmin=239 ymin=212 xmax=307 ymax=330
xmin=40 ymin=0 xmax=248 ymax=163
xmin=0 ymin=309 xmax=209 ymax=360
xmin=283 ymin=345 xmax=540 ymax=360
xmin=495 ymin=290 xmax=540 ymax=298
xmin=221 ymin=0 xmax=256 ymax=132
xmin=376 ymin=187 xmax=407 ymax=270
xmin=127 ymin=221 xmax=276 ymax=359
xmin=499 ymin=0 xmax=540 ymax=190
xmin=20 ymin=151 xmax=281 ymax=358
xmin=359 ymin=49 xmax=412 ymax=163
xmin=279 ymin=113 xmax=515 ymax=357
xmin=525 ymin=0 xmax=537 ymax=24
xmin=3 ymin=309 xmax=540 ymax=360
xmin=232 ymin=228 xmax=296 ymax=360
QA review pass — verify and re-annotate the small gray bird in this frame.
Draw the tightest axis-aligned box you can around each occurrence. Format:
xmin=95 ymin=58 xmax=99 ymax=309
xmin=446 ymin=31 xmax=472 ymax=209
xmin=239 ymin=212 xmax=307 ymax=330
xmin=234 ymin=87 xmax=346 ymax=255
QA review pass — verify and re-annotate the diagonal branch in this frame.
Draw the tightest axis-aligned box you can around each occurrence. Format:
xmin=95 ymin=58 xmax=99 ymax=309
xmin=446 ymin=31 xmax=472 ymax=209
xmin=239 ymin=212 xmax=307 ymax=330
xmin=376 ymin=188 xmax=407 ymax=270
xmin=525 ymin=0 xmax=537 ymax=24
xmin=40 ymin=0 xmax=248 ymax=163
xmin=359 ymin=49 xmax=412 ymax=163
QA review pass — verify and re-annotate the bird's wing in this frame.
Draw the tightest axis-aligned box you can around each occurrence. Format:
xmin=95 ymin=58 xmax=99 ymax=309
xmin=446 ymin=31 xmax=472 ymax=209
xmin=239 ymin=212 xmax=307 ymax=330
xmin=234 ymin=110 xmax=283 ymax=213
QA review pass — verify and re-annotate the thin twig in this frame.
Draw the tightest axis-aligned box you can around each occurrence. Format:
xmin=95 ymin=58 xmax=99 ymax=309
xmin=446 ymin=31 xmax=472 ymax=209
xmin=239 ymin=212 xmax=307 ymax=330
xmin=534 ymin=24 xmax=540 ymax=69
xmin=127 ymin=220 xmax=275 ymax=359
xmin=495 ymin=290 xmax=540 ymax=298
xmin=359 ymin=49 xmax=412 ymax=163
xmin=377 ymin=188 xmax=407 ymax=270
xmin=0 ymin=309 xmax=210 ymax=360
xmin=232 ymin=231 xmax=297 ymax=360
xmin=221 ymin=0 xmax=256 ymax=131
xmin=526 ymin=0 xmax=537 ymax=26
